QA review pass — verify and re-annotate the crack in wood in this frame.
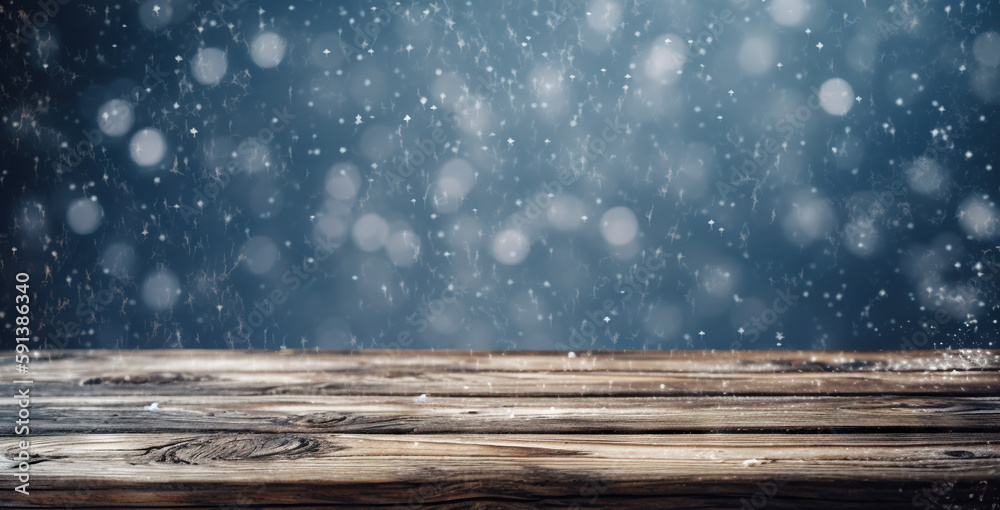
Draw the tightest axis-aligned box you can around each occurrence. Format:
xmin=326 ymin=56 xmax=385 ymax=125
xmin=80 ymin=373 xmax=214 ymax=385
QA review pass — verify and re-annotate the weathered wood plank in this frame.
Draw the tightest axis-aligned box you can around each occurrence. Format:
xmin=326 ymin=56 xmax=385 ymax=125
xmin=5 ymin=433 xmax=999 ymax=507
xmin=10 ymin=395 xmax=1000 ymax=435
xmin=45 ymin=370 xmax=1000 ymax=396
xmin=20 ymin=348 xmax=1000 ymax=374
xmin=1 ymin=350 xmax=998 ymax=508
xmin=7 ymin=349 xmax=999 ymax=397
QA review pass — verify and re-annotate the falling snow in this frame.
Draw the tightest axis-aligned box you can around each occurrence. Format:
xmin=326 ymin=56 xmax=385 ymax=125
xmin=0 ymin=0 xmax=997 ymax=353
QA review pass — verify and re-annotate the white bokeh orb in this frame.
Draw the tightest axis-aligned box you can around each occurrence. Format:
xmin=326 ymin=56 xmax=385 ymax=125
xmin=769 ymin=0 xmax=809 ymax=27
xmin=66 ymin=198 xmax=104 ymax=235
xmin=250 ymin=32 xmax=287 ymax=68
xmin=906 ymin=157 xmax=946 ymax=195
xmin=351 ymin=213 xmax=389 ymax=252
xmin=491 ymin=229 xmax=530 ymax=265
xmin=957 ymin=195 xmax=999 ymax=240
xmin=599 ymin=206 xmax=639 ymax=246
xmin=325 ymin=163 xmax=362 ymax=201
xmin=738 ymin=36 xmax=777 ymax=75
xmin=782 ymin=193 xmax=835 ymax=246
xmin=191 ymin=47 xmax=227 ymax=86
xmin=843 ymin=219 xmax=879 ymax=257
xmin=386 ymin=229 xmax=421 ymax=267
xmin=241 ymin=235 xmax=279 ymax=275
xmin=434 ymin=159 xmax=476 ymax=214
xmin=644 ymin=34 xmax=685 ymax=83
xmin=141 ymin=270 xmax=181 ymax=311
xmin=973 ymin=31 xmax=1000 ymax=67
xmin=586 ymin=0 xmax=622 ymax=34
xmin=818 ymin=78 xmax=854 ymax=116
xmin=129 ymin=128 xmax=167 ymax=167
xmin=97 ymin=99 xmax=134 ymax=137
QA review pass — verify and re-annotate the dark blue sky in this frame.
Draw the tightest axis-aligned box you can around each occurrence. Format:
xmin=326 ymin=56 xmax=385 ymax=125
xmin=1 ymin=0 xmax=998 ymax=352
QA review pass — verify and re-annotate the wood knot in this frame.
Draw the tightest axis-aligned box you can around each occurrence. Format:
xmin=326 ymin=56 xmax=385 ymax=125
xmin=142 ymin=434 xmax=322 ymax=465
xmin=286 ymin=411 xmax=349 ymax=426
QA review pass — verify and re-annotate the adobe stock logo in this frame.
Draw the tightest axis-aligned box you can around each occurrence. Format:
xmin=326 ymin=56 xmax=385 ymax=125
xmin=229 ymin=236 xmax=339 ymax=344
xmin=561 ymin=251 xmax=669 ymax=350
xmin=177 ymin=106 xmax=296 ymax=224
xmin=7 ymin=0 xmax=70 ymax=52
xmin=576 ymin=117 xmax=628 ymax=167
xmin=718 ymin=82 xmax=842 ymax=203
xmin=681 ymin=5 xmax=748 ymax=61
xmin=384 ymin=75 xmax=500 ymax=192
xmin=509 ymin=116 xmax=625 ymax=229
xmin=381 ymin=283 xmax=468 ymax=355
xmin=508 ymin=166 xmax=578 ymax=230
xmin=340 ymin=1 xmax=404 ymax=59
xmin=731 ymin=287 xmax=801 ymax=349
xmin=739 ymin=477 xmax=788 ymax=510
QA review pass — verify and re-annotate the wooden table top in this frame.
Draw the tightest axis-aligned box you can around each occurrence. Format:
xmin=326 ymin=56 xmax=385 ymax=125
xmin=2 ymin=349 xmax=998 ymax=508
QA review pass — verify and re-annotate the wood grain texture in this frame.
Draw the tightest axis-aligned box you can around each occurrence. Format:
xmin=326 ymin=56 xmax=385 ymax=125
xmin=1 ymin=349 xmax=999 ymax=508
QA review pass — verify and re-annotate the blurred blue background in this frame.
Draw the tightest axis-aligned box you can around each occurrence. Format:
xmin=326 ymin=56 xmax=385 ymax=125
xmin=1 ymin=0 xmax=998 ymax=351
